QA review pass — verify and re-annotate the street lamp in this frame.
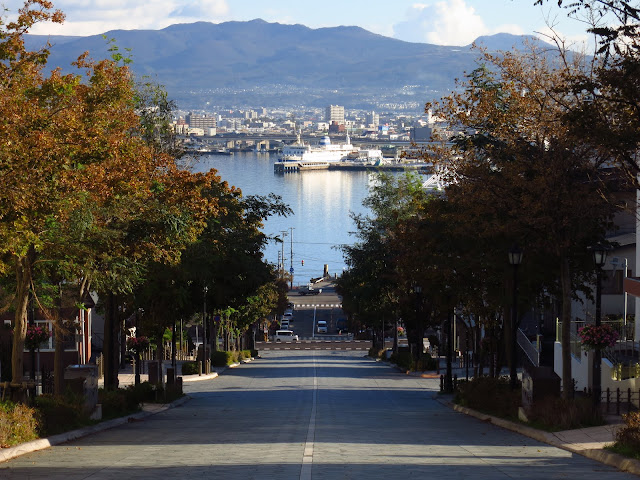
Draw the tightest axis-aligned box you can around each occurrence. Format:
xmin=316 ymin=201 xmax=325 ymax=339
xmin=508 ymin=245 xmax=523 ymax=390
xmin=203 ymin=285 xmax=208 ymax=375
xmin=413 ymin=285 xmax=422 ymax=362
xmin=592 ymin=244 xmax=608 ymax=408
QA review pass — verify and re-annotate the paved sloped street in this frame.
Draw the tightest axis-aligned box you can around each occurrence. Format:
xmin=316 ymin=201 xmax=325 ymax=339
xmin=1 ymin=351 xmax=636 ymax=479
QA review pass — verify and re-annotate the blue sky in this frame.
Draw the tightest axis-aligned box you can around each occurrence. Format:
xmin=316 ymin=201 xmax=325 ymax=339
xmin=11 ymin=0 xmax=594 ymax=48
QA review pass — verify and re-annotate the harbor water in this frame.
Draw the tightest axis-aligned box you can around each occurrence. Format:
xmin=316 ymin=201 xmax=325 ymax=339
xmin=193 ymin=151 xmax=378 ymax=286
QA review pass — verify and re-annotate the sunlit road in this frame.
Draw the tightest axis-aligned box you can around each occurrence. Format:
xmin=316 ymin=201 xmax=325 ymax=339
xmin=1 ymin=351 xmax=635 ymax=479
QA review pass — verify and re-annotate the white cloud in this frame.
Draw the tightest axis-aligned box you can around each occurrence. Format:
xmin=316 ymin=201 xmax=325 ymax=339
xmin=392 ymin=0 xmax=523 ymax=46
xmin=23 ymin=0 xmax=230 ymax=36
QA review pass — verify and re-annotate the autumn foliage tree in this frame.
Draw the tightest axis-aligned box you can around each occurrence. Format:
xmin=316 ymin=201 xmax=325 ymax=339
xmin=427 ymin=44 xmax=618 ymax=396
xmin=0 ymin=1 xmax=223 ymax=390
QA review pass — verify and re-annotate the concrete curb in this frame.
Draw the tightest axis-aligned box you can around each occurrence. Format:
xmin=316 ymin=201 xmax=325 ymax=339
xmin=0 ymin=394 xmax=192 ymax=464
xmin=182 ymin=372 xmax=219 ymax=382
xmin=443 ymin=400 xmax=640 ymax=476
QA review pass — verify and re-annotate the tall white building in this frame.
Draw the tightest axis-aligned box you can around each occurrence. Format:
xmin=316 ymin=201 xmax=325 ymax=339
xmin=366 ymin=111 xmax=379 ymax=127
xmin=325 ymin=105 xmax=345 ymax=125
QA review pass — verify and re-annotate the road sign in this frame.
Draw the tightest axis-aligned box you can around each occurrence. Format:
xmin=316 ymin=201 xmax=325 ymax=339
xmin=290 ymin=267 xmax=294 ymax=273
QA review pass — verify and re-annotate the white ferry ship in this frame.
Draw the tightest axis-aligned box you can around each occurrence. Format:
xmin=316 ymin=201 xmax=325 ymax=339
xmin=274 ymin=133 xmax=383 ymax=172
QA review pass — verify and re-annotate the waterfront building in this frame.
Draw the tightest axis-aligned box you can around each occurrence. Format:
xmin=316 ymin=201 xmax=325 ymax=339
xmin=186 ymin=113 xmax=217 ymax=129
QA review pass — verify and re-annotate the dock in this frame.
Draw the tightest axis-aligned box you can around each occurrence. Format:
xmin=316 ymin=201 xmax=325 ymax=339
xmin=274 ymin=161 xmax=431 ymax=173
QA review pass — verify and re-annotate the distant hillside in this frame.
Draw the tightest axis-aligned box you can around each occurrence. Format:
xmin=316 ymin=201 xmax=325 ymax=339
xmin=24 ymin=20 xmax=552 ymax=108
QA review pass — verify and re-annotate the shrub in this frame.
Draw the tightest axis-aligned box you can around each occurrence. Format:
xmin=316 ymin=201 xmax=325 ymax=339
xmin=0 ymin=401 xmax=39 ymax=447
xmin=181 ymin=361 xmax=199 ymax=375
xmin=614 ymin=411 xmax=640 ymax=457
xmin=368 ymin=347 xmax=385 ymax=359
xmin=240 ymin=350 xmax=252 ymax=360
xmin=390 ymin=350 xmax=413 ymax=371
xmin=211 ymin=350 xmax=239 ymax=367
xmin=250 ymin=349 xmax=259 ymax=358
xmin=125 ymin=382 xmax=156 ymax=404
xmin=454 ymin=376 xmax=521 ymax=418
xmin=528 ymin=395 xmax=603 ymax=431
xmin=99 ymin=388 xmax=140 ymax=419
xmin=34 ymin=393 xmax=88 ymax=436
xmin=414 ymin=353 xmax=437 ymax=371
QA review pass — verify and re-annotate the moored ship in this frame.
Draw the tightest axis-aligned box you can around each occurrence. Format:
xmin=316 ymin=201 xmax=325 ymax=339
xmin=274 ymin=133 xmax=383 ymax=172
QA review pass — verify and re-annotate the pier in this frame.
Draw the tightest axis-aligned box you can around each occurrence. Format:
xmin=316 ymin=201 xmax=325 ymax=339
xmin=274 ymin=161 xmax=432 ymax=173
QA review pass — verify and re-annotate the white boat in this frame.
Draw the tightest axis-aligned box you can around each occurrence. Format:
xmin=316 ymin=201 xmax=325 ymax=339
xmin=342 ymin=149 xmax=386 ymax=165
xmin=274 ymin=133 xmax=382 ymax=172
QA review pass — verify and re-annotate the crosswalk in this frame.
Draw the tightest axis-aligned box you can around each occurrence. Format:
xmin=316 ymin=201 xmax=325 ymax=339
xmin=257 ymin=340 xmax=369 ymax=351
xmin=290 ymin=304 xmax=343 ymax=309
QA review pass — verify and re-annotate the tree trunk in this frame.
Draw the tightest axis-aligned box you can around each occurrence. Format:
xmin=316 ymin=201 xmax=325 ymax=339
xmin=103 ymin=292 xmax=119 ymax=390
xmin=560 ymin=256 xmax=573 ymax=399
xmin=11 ymin=252 xmax=34 ymax=385
xmin=53 ymin=318 xmax=64 ymax=396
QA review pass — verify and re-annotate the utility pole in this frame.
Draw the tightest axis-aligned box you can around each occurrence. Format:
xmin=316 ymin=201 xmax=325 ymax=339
xmin=289 ymin=227 xmax=295 ymax=289
xmin=280 ymin=231 xmax=288 ymax=278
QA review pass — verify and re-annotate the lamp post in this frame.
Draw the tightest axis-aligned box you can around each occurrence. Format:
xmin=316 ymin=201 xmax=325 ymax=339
xmin=508 ymin=245 xmax=523 ymax=390
xmin=592 ymin=244 xmax=607 ymax=408
xmin=444 ymin=310 xmax=453 ymax=393
xmin=413 ymin=285 xmax=422 ymax=362
xmin=203 ymin=285 xmax=208 ymax=374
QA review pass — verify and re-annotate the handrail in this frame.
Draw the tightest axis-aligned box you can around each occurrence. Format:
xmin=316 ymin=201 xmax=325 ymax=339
xmin=517 ymin=328 xmax=540 ymax=367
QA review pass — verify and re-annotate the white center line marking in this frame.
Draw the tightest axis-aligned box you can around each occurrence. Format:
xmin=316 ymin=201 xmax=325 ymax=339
xmin=300 ymin=354 xmax=317 ymax=480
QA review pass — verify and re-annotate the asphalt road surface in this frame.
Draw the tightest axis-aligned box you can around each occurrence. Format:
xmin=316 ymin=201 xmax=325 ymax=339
xmin=1 ymin=351 xmax=635 ymax=479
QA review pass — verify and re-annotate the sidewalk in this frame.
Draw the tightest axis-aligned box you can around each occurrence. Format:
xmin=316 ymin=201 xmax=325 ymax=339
xmin=400 ymin=359 xmax=640 ymax=476
xmin=97 ymin=358 xmax=254 ymax=388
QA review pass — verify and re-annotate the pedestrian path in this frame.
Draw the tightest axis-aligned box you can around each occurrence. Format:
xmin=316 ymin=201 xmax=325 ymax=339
xmin=97 ymin=360 xmax=225 ymax=387
xmin=398 ymin=358 xmax=639 ymax=476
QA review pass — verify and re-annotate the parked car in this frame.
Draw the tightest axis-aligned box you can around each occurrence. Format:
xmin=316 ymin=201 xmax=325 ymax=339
xmin=316 ymin=320 xmax=327 ymax=334
xmin=280 ymin=319 xmax=291 ymax=330
xmin=274 ymin=329 xmax=299 ymax=342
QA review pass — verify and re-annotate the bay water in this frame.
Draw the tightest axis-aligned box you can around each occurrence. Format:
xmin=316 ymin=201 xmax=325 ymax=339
xmin=193 ymin=152 xmax=376 ymax=286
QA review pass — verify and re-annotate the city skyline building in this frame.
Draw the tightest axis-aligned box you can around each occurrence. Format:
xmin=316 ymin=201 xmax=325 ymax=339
xmin=325 ymin=105 xmax=345 ymax=125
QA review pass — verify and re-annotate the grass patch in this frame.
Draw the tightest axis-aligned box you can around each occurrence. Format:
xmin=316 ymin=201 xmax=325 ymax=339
xmin=606 ymin=442 xmax=640 ymax=460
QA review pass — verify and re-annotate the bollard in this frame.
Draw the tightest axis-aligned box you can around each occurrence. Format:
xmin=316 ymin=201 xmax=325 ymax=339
xmin=198 ymin=360 xmax=202 ymax=376
xmin=453 ymin=374 xmax=458 ymax=391
xmin=440 ymin=374 xmax=444 ymax=392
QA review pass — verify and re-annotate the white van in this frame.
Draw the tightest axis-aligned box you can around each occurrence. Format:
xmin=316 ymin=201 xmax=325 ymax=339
xmin=316 ymin=320 xmax=327 ymax=334
xmin=274 ymin=330 xmax=299 ymax=342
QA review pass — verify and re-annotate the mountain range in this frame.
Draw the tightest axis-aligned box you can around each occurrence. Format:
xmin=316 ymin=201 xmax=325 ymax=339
xmin=24 ymin=20 xmax=548 ymax=109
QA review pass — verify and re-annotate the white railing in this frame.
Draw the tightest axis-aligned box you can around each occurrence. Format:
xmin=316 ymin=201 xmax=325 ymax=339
xmin=517 ymin=328 xmax=540 ymax=367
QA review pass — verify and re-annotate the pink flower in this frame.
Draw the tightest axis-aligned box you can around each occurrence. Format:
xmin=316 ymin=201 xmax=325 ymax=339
xmin=578 ymin=324 xmax=619 ymax=349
